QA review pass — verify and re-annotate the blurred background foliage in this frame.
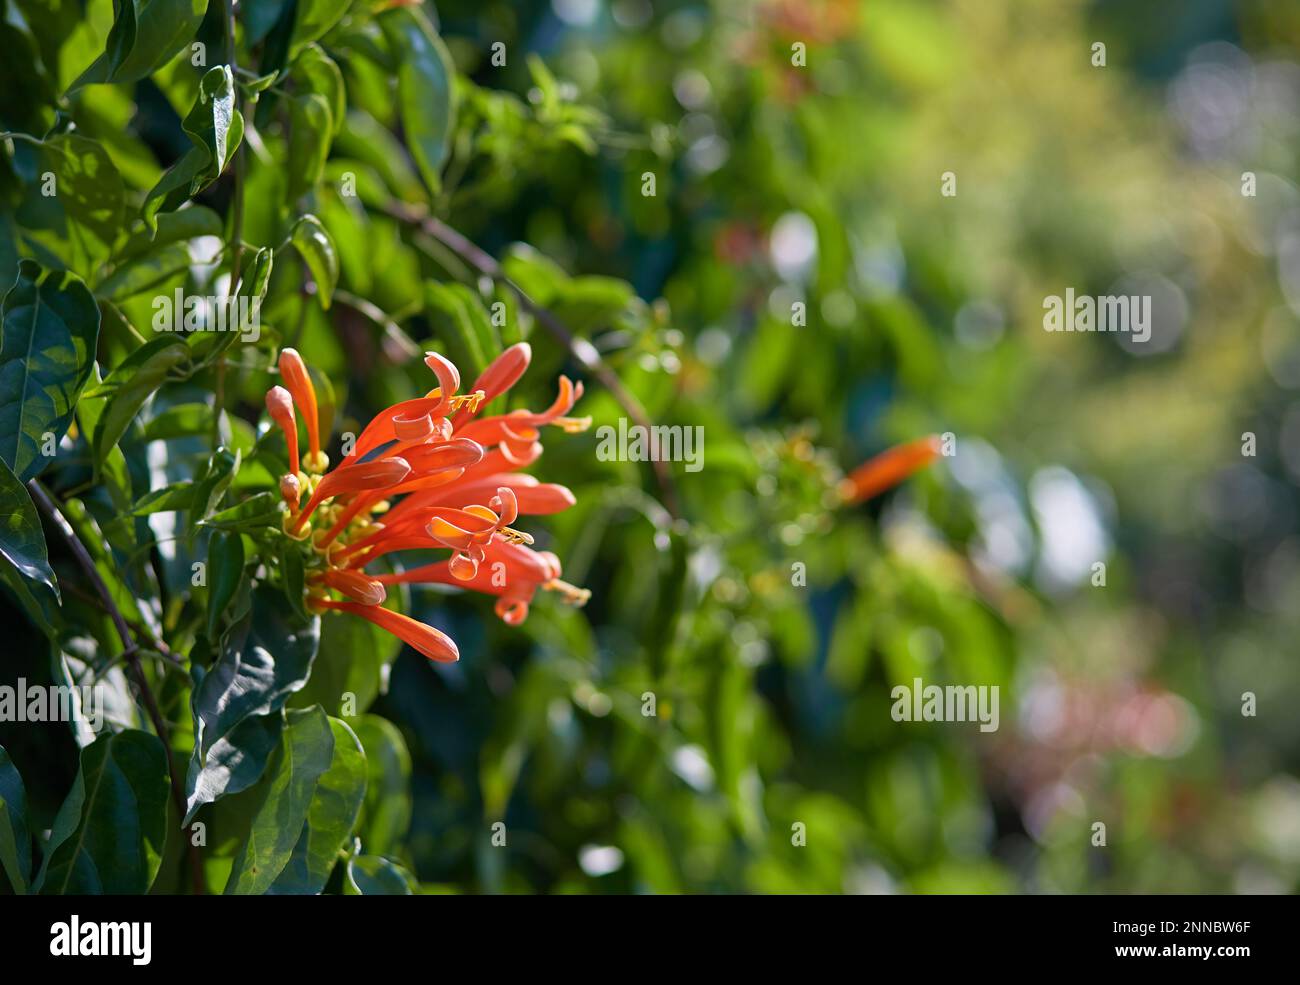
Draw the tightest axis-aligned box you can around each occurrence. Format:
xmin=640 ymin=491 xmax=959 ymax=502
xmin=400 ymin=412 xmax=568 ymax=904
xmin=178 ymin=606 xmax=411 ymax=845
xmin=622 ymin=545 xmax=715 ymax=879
xmin=4 ymin=0 xmax=1299 ymax=893
xmin=407 ymin=0 xmax=1300 ymax=893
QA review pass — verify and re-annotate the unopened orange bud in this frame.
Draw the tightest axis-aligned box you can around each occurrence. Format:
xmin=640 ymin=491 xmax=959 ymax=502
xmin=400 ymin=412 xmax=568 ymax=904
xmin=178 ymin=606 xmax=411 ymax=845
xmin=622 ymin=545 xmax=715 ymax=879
xmin=266 ymin=386 xmax=299 ymax=475
xmin=839 ymin=436 xmax=942 ymax=505
xmin=278 ymin=347 xmax=321 ymax=460
xmin=280 ymin=473 xmax=302 ymax=510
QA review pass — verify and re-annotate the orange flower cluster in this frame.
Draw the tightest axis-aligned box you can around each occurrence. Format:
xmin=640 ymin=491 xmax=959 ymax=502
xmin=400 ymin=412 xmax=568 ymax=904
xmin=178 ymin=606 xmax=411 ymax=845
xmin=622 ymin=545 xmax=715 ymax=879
xmin=267 ymin=343 xmax=591 ymax=662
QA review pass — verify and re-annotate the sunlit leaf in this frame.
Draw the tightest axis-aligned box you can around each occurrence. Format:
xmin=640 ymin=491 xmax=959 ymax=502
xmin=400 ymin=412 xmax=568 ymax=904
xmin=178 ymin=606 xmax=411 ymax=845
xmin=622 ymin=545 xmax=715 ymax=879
xmin=224 ymin=705 xmax=333 ymax=894
xmin=379 ymin=5 xmax=456 ymax=197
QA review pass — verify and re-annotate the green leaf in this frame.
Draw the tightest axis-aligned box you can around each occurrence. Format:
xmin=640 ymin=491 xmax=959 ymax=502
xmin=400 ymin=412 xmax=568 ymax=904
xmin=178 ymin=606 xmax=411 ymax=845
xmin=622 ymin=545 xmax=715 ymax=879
xmin=0 ymin=23 xmax=56 ymax=135
xmin=241 ymin=246 xmax=275 ymax=301
xmin=206 ymin=530 xmax=245 ymax=639
xmin=0 ymin=458 xmax=60 ymax=634
xmin=224 ymin=705 xmax=334 ymax=894
xmin=16 ymin=134 xmax=125 ymax=270
xmin=183 ymin=709 xmax=282 ymax=825
xmin=0 ymin=746 xmax=32 ymax=895
xmin=291 ymin=214 xmax=338 ymax=309
xmin=289 ymin=0 xmax=351 ymax=56
xmin=35 ymin=730 xmax=169 ymax=894
xmin=191 ymin=446 xmax=241 ymax=525
xmin=95 ymin=242 xmax=191 ymax=299
xmin=52 ymin=641 xmax=142 ymax=744
xmin=198 ymin=246 xmax=274 ymax=360
xmin=71 ymin=0 xmax=208 ymax=90
xmin=344 ymin=855 xmax=417 ymax=895
xmin=353 ymin=715 xmax=411 ymax=857
xmin=91 ymin=338 xmax=189 ymax=475
xmin=245 ymin=0 xmax=293 ymax=46
xmin=141 ymin=400 xmax=214 ymax=441
xmin=143 ymin=65 xmax=244 ymax=231
xmin=0 ymin=260 xmax=100 ymax=482
xmin=379 ymin=5 xmax=456 ymax=197
xmin=114 ymin=206 xmax=223 ymax=262
xmin=333 ymin=111 xmax=424 ymax=202
xmin=197 ymin=490 xmax=282 ymax=531
xmin=280 ymin=538 xmax=310 ymax=622
xmin=191 ymin=584 xmax=320 ymax=764
xmin=130 ymin=480 xmax=196 ymax=516
xmin=288 ymin=92 xmax=332 ymax=200
xmin=289 ymin=604 xmax=400 ymax=717
xmin=268 ymin=716 xmax=366 ymax=894
xmin=425 ymin=281 xmax=496 ymax=379
xmin=294 ymin=44 xmax=345 ymax=138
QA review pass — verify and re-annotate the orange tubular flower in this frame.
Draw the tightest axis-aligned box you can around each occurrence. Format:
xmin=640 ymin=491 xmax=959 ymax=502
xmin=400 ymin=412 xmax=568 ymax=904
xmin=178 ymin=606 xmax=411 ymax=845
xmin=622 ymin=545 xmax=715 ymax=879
xmin=279 ymin=348 xmax=326 ymax=471
xmin=267 ymin=343 xmax=590 ymax=662
xmin=266 ymin=386 xmax=299 ymax=477
xmin=839 ymin=435 xmax=943 ymax=504
xmin=317 ymin=600 xmax=460 ymax=662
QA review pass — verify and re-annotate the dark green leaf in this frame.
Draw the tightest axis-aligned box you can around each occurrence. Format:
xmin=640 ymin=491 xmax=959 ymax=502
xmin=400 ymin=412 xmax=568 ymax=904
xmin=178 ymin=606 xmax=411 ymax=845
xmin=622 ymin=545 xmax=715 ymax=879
xmin=191 ymin=584 xmax=320 ymax=764
xmin=289 ymin=604 xmax=400 ymax=717
xmin=0 ymin=260 xmax=100 ymax=481
xmin=0 ymin=23 xmax=56 ymax=135
xmin=206 ymin=530 xmax=245 ymax=639
xmin=0 ymin=745 xmax=32 ymax=895
xmin=291 ymin=214 xmax=337 ymax=309
xmin=183 ymin=710 xmax=282 ymax=825
xmin=91 ymin=338 xmax=189 ymax=474
xmin=280 ymin=538 xmax=310 ymax=622
xmin=35 ymin=730 xmax=169 ymax=894
xmin=344 ymin=854 xmax=417 ymax=895
xmin=71 ymin=0 xmax=208 ymax=90
xmin=0 ymin=459 xmax=60 ymax=634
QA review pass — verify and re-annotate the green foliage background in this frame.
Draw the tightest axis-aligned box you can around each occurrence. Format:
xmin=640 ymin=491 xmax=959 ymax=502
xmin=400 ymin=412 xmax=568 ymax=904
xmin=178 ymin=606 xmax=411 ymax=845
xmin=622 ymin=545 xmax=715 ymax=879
xmin=0 ymin=0 xmax=1297 ymax=894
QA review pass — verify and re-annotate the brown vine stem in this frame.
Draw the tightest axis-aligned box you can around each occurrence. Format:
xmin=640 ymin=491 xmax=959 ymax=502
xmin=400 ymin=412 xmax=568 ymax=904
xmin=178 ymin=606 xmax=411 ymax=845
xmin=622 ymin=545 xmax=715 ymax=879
xmin=215 ymin=0 xmax=246 ymax=451
xmin=382 ymin=202 xmax=683 ymax=520
xmin=27 ymin=479 xmax=206 ymax=894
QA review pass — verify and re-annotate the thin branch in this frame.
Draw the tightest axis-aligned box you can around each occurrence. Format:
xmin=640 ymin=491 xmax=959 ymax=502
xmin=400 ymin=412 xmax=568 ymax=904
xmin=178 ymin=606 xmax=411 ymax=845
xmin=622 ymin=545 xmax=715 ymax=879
xmin=332 ymin=287 xmax=422 ymax=361
xmin=28 ymin=480 xmax=206 ymax=894
xmin=383 ymin=202 xmax=682 ymax=518
xmin=215 ymin=0 xmax=247 ymax=450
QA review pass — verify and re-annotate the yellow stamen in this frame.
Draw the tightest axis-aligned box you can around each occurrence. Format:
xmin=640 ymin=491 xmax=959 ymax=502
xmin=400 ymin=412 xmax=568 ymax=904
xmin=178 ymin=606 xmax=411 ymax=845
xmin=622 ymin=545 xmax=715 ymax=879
xmin=498 ymin=526 xmax=535 ymax=545
xmin=545 ymin=578 xmax=591 ymax=607
xmin=553 ymin=415 xmax=592 ymax=434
